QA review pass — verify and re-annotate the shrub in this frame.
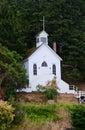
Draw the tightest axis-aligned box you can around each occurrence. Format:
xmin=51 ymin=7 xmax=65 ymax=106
xmin=8 ymin=99 xmax=25 ymax=126
xmin=70 ymin=105 xmax=85 ymax=130
xmin=37 ymin=77 xmax=59 ymax=100
xmin=5 ymin=83 xmax=16 ymax=100
xmin=44 ymin=88 xmax=59 ymax=100
xmin=0 ymin=100 xmax=15 ymax=130
xmin=13 ymin=102 xmax=25 ymax=125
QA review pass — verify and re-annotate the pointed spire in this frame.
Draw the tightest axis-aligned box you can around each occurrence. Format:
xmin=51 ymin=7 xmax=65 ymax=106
xmin=43 ymin=16 xmax=45 ymax=30
xmin=41 ymin=16 xmax=45 ymax=30
xmin=36 ymin=16 xmax=48 ymax=47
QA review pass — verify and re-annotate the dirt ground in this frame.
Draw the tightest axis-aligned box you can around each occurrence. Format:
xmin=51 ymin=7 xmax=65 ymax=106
xmin=17 ymin=92 xmax=78 ymax=104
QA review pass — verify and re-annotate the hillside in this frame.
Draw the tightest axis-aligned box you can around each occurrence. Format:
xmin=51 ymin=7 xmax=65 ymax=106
xmin=0 ymin=0 xmax=85 ymax=82
xmin=17 ymin=92 xmax=78 ymax=104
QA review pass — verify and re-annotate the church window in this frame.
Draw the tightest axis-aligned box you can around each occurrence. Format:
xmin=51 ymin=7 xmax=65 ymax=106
xmin=41 ymin=37 xmax=46 ymax=43
xmin=52 ymin=64 xmax=56 ymax=75
xmin=36 ymin=37 xmax=39 ymax=43
xmin=69 ymin=85 xmax=74 ymax=90
xmin=41 ymin=61 xmax=47 ymax=67
xmin=69 ymin=85 xmax=76 ymax=90
xmin=33 ymin=64 xmax=37 ymax=75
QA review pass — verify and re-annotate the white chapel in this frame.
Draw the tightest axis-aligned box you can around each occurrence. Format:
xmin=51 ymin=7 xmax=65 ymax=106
xmin=22 ymin=27 xmax=76 ymax=94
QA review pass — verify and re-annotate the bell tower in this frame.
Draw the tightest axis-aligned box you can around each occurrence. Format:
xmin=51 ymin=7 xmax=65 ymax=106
xmin=36 ymin=16 xmax=48 ymax=48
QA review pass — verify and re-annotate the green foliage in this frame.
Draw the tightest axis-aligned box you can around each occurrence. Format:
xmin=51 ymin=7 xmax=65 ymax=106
xmin=0 ymin=44 xmax=28 ymax=99
xmin=5 ymin=83 xmax=16 ymax=99
xmin=0 ymin=0 xmax=85 ymax=81
xmin=0 ymin=0 xmax=27 ymax=57
xmin=12 ymin=102 xmax=25 ymax=125
xmin=0 ymin=100 xmax=15 ymax=130
xmin=23 ymin=103 xmax=60 ymax=125
xmin=69 ymin=104 xmax=85 ymax=130
xmin=44 ymin=88 xmax=59 ymax=100
xmin=7 ymin=99 xmax=25 ymax=128
xmin=63 ymin=68 xmax=83 ymax=82
xmin=37 ymin=77 xmax=59 ymax=100
xmin=62 ymin=42 xmax=85 ymax=81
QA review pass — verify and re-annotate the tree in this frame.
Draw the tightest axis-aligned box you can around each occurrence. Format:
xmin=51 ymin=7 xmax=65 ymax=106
xmin=0 ymin=44 xmax=28 ymax=99
xmin=0 ymin=0 xmax=85 ymax=81
xmin=70 ymin=105 xmax=85 ymax=130
xmin=0 ymin=0 xmax=27 ymax=57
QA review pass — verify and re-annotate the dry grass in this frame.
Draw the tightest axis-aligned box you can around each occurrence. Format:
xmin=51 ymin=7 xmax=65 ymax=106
xmin=14 ymin=103 xmax=73 ymax=130
xmin=15 ymin=116 xmax=71 ymax=130
xmin=15 ymin=92 xmax=77 ymax=130
xmin=17 ymin=92 xmax=78 ymax=104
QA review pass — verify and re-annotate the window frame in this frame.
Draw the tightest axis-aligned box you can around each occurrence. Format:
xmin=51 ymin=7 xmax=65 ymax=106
xmin=41 ymin=61 xmax=48 ymax=67
xmin=52 ymin=64 xmax=56 ymax=75
xmin=41 ymin=37 xmax=46 ymax=43
xmin=36 ymin=37 xmax=39 ymax=43
xmin=33 ymin=64 xmax=37 ymax=75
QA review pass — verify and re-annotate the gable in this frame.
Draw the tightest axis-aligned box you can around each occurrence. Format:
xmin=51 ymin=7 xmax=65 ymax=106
xmin=36 ymin=30 xmax=48 ymax=37
xmin=28 ymin=44 xmax=62 ymax=62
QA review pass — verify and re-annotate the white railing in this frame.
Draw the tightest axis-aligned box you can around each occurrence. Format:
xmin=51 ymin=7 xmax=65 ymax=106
xmin=75 ymin=91 xmax=85 ymax=98
xmin=74 ymin=91 xmax=85 ymax=104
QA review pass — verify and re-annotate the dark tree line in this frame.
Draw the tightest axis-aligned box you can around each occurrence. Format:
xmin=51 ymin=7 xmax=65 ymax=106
xmin=0 ymin=0 xmax=85 ymax=82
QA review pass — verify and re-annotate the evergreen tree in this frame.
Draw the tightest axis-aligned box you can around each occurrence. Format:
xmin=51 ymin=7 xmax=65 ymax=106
xmin=0 ymin=44 xmax=28 ymax=99
xmin=0 ymin=0 xmax=85 ymax=81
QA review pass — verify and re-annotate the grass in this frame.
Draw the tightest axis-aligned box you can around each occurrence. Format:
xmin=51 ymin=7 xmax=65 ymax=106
xmin=23 ymin=103 xmax=60 ymax=124
xmin=13 ymin=103 xmax=62 ymax=130
xmin=13 ymin=102 xmax=79 ymax=130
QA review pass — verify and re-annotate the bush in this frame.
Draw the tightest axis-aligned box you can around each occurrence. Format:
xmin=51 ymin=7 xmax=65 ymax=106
xmin=37 ymin=77 xmax=59 ymax=100
xmin=8 ymin=99 xmax=25 ymax=126
xmin=70 ymin=105 xmax=85 ymax=130
xmin=13 ymin=102 xmax=25 ymax=125
xmin=44 ymin=88 xmax=59 ymax=100
xmin=5 ymin=83 xmax=16 ymax=100
xmin=0 ymin=100 xmax=15 ymax=130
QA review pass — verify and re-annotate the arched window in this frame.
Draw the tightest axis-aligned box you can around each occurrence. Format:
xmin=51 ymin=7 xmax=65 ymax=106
xmin=33 ymin=64 xmax=37 ymax=75
xmin=52 ymin=64 xmax=56 ymax=75
xmin=41 ymin=61 xmax=47 ymax=67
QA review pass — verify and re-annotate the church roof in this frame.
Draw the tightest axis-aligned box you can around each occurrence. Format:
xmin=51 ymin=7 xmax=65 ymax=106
xmin=23 ymin=44 xmax=62 ymax=63
xmin=23 ymin=29 xmax=62 ymax=63
xmin=28 ymin=44 xmax=62 ymax=61
xmin=22 ymin=45 xmax=41 ymax=63
xmin=36 ymin=30 xmax=48 ymax=37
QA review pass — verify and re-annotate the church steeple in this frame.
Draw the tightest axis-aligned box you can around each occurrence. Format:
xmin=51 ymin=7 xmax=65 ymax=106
xmin=42 ymin=16 xmax=45 ymax=30
xmin=36 ymin=16 xmax=48 ymax=48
